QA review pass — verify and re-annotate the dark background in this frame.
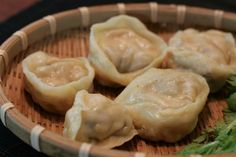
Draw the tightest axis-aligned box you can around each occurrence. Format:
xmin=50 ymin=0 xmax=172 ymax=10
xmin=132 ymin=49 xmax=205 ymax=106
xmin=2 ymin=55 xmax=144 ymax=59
xmin=1 ymin=0 xmax=236 ymax=156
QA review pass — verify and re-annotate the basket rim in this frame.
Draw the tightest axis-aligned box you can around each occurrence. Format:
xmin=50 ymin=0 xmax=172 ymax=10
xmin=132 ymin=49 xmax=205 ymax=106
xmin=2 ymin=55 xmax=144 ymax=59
xmin=1 ymin=2 xmax=236 ymax=157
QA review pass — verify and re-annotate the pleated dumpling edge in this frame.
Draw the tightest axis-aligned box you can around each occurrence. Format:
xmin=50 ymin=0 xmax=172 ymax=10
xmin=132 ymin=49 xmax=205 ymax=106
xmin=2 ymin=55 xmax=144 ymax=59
xmin=115 ymin=68 xmax=210 ymax=142
xmin=22 ymin=51 xmax=95 ymax=115
xmin=64 ymin=90 xmax=137 ymax=149
xmin=166 ymin=28 xmax=236 ymax=92
xmin=88 ymin=15 xmax=167 ymax=86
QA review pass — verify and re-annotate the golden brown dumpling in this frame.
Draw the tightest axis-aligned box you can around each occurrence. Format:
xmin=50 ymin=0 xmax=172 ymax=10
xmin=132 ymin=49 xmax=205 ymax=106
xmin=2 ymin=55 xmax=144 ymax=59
xmin=88 ymin=15 xmax=167 ymax=86
xmin=167 ymin=28 xmax=236 ymax=92
xmin=64 ymin=90 xmax=137 ymax=148
xmin=115 ymin=68 xmax=209 ymax=142
xmin=22 ymin=51 xmax=94 ymax=115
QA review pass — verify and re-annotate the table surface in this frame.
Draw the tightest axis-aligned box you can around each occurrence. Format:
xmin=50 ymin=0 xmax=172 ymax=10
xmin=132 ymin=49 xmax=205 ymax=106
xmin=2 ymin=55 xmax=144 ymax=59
xmin=1 ymin=0 xmax=236 ymax=156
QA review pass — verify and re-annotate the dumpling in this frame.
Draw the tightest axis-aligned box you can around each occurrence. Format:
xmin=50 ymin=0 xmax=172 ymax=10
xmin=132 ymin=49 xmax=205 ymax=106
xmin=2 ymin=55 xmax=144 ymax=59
xmin=166 ymin=28 xmax=236 ymax=92
xmin=22 ymin=51 xmax=94 ymax=115
xmin=115 ymin=68 xmax=209 ymax=142
xmin=63 ymin=90 xmax=137 ymax=148
xmin=88 ymin=15 xmax=167 ymax=86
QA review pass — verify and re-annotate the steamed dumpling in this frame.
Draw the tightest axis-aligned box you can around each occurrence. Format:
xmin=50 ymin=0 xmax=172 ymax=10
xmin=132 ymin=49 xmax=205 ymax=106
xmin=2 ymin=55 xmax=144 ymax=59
xmin=64 ymin=90 xmax=137 ymax=148
xmin=115 ymin=68 xmax=209 ymax=142
xmin=89 ymin=15 xmax=167 ymax=86
xmin=166 ymin=28 xmax=236 ymax=92
xmin=22 ymin=51 xmax=94 ymax=115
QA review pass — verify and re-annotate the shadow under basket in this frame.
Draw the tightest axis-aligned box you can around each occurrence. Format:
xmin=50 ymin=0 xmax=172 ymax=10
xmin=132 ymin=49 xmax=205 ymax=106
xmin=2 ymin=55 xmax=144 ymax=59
xmin=0 ymin=3 xmax=235 ymax=157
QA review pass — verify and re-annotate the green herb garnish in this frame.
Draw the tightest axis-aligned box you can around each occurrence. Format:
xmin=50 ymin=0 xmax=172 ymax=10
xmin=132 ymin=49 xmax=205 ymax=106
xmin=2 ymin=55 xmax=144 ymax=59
xmin=221 ymin=75 xmax=236 ymax=97
xmin=177 ymin=75 xmax=236 ymax=155
xmin=178 ymin=109 xmax=236 ymax=155
xmin=227 ymin=93 xmax=236 ymax=112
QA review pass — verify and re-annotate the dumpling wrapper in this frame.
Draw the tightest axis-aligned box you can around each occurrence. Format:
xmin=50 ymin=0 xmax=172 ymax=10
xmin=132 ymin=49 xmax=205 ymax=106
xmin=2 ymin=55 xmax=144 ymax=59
xmin=22 ymin=51 xmax=95 ymax=115
xmin=166 ymin=28 xmax=236 ymax=92
xmin=115 ymin=68 xmax=209 ymax=142
xmin=64 ymin=90 xmax=137 ymax=149
xmin=89 ymin=15 xmax=167 ymax=86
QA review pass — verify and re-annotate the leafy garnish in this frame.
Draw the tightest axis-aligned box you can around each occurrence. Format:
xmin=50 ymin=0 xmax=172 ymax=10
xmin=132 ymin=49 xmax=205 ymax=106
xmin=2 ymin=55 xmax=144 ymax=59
xmin=192 ymin=127 xmax=215 ymax=144
xmin=226 ymin=75 xmax=236 ymax=111
xmin=178 ymin=75 xmax=236 ymax=155
xmin=227 ymin=93 xmax=236 ymax=111
xmin=227 ymin=75 xmax=236 ymax=87
xmin=221 ymin=75 xmax=236 ymax=96
xmin=178 ymin=109 xmax=236 ymax=155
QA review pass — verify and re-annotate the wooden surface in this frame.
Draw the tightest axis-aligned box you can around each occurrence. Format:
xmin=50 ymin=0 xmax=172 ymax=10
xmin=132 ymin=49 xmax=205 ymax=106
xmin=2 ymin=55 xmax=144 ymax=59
xmin=0 ymin=0 xmax=39 ymax=22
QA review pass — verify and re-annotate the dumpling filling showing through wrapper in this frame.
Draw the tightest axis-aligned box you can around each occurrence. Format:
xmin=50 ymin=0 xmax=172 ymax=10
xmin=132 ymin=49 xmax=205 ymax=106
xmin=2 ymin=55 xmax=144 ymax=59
xmin=115 ymin=68 xmax=209 ymax=142
xmin=166 ymin=28 xmax=236 ymax=92
xmin=89 ymin=15 xmax=167 ymax=86
xmin=64 ymin=90 xmax=137 ymax=149
xmin=22 ymin=51 xmax=95 ymax=115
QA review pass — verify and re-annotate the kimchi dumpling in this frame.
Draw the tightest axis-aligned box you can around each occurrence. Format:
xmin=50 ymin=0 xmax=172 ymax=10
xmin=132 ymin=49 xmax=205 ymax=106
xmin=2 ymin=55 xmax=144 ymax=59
xmin=64 ymin=90 xmax=137 ymax=148
xmin=167 ymin=28 xmax=236 ymax=92
xmin=22 ymin=51 xmax=94 ymax=115
xmin=88 ymin=15 xmax=167 ymax=86
xmin=115 ymin=68 xmax=209 ymax=142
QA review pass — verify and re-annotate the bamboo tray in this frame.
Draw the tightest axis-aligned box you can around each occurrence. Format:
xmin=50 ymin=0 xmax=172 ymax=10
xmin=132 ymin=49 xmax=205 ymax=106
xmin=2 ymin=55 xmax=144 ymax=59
xmin=0 ymin=3 xmax=236 ymax=157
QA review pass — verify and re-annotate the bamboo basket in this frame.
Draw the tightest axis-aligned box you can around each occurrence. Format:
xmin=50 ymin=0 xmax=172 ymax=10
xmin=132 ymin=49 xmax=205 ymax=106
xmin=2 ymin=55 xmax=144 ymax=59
xmin=0 ymin=3 xmax=236 ymax=157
